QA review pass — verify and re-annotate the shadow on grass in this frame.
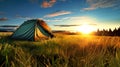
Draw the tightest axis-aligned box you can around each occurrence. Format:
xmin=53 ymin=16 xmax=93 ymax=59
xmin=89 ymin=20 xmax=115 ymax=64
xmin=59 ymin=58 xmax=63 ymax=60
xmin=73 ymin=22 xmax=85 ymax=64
xmin=0 ymin=36 xmax=14 ymax=44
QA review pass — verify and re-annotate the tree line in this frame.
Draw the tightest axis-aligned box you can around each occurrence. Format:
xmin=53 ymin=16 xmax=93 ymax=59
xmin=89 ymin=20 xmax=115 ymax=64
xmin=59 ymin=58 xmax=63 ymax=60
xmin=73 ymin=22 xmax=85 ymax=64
xmin=94 ymin=27 xmax=120 ymax=36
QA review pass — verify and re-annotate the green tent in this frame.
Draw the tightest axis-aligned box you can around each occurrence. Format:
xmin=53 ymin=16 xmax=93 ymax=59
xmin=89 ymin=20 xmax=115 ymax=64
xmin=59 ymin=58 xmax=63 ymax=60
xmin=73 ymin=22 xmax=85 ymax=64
xmin=11 ymin=19 xmax=54 ymax=41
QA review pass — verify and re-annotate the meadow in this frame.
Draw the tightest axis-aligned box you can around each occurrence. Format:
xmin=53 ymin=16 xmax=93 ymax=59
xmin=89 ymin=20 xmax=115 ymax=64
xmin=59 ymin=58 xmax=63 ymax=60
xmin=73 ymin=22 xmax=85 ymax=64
xmin=0 ymin=32 xmax=120 ymax=67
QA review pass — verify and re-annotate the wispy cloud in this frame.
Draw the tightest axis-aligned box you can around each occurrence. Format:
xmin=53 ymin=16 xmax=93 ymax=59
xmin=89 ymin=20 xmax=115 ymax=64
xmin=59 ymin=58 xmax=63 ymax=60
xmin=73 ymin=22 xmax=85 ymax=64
xmin=16 ymin=15 xmax=32 ymax=19
xmin=0 ymin=17 xmax=8 ymax=21
xmin=0 ymin=25 xmax=19 ymax=32
xmin=55 ymin=16 xmax=97 ymax=25
xmin=54 ymin=25 xmax=80 ymax=27
xmin=0 ymin=25 xmax=19 ymax=27
xmin=65 ymin=16 xmax=97 ymax=24
xmin=48 ymin=16 xmax=97 ymax=27
xmin=82 ymin=0 xmax=120 ymax=11
xmin=29 ymin=0 xmax=65 ymax=8
xmin=41 ymin=0 xmax=56 ymax=8
xmin=45 ymin=16 xmax=98 ymax=26
xmin=44 ymin=10 xmax=71 ymax=18
xmin=54 ymin=24 xmax=97 ymax=27
xmin=45 ymin=19 xmax=62 ymax=22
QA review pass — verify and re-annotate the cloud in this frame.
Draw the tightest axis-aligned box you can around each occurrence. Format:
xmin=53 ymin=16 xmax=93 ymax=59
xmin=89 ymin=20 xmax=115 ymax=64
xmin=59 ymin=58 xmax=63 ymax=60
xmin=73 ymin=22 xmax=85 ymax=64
xmin=56 ymin=16 xmax=97 ymax=25
xmin=52 ymin=16 xmax=98 ymax=26
xmin=0 ymin=25 xmax=19 ymax=32
xmin=0 ymin=25 xmax=19 ymax=27
xmin=41 ymin=0 xmax=56 ymax=8
xmin=54 ymin=24 xmax=97 ymax=27
xmin=30 ymin=0 xmax=65 ymax=8
xmin=45 ymin=19 xmax=61 ymax=22
xmin=44 ymin=10 xmax=71 ymax=18
xmin=66 ymin=16 xmax=97 ymax=23
xmin=0 ymin=17 xmax=8 ymax=21
xmin=54 ymin=25 xmax=80 ymax=27
xmin=16 ymin=15 xmax=44 ymax=20
xmin=44 ymin=17 xmax=70 ymax=22
xmin=16 ymin=15 xmax=32 ymax=19
xmin=82 ymin=0 xmax=120 ymax=11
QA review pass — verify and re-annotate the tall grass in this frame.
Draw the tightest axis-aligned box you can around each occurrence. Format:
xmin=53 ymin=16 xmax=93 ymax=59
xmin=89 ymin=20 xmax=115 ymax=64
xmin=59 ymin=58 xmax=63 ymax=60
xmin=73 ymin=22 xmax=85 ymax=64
xmin=0 ymin=33 xmax=120 ymax=67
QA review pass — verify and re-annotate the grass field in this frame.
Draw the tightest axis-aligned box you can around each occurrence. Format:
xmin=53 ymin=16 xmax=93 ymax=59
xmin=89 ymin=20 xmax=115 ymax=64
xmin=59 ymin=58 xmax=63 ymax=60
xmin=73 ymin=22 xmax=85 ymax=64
xmin=0 ymin=32 xmax=120 ymax=67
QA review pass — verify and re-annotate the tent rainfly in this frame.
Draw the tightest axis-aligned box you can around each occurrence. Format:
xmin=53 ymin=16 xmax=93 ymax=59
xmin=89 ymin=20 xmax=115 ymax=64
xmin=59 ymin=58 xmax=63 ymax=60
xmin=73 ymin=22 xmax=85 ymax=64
xmin=11 ymin=19 xmax=54 ymax=41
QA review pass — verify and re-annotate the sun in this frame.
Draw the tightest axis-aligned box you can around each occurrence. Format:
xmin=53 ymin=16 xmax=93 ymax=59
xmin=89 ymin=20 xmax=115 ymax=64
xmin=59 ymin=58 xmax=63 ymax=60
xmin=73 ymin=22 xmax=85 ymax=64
xmin=77 ymin=24 xmax=95 ymax=34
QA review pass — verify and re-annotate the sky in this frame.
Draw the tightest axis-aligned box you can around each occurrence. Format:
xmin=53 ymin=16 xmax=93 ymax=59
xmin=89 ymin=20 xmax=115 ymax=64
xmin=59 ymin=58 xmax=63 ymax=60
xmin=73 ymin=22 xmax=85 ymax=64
xmin=0 ymin=0 xmax=120 ymax=32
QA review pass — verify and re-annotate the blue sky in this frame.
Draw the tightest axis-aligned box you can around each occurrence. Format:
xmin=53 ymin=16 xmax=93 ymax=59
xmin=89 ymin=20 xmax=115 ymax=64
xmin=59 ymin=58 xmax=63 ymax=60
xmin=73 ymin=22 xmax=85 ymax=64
xmin=0 ymin=0 xmax=120 ymax=31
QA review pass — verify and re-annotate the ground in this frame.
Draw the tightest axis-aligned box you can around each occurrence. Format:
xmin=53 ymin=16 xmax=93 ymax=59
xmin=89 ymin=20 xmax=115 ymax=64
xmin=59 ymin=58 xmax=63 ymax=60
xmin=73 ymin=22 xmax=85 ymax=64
xmin=0 ymin=32 xmax=120 ymax=67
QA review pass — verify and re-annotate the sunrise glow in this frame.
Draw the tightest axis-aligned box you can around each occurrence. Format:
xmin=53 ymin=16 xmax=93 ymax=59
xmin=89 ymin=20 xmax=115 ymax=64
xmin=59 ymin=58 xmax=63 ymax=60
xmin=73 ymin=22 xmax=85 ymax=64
xmin=77 ymin=24 xmax=95 ymax=34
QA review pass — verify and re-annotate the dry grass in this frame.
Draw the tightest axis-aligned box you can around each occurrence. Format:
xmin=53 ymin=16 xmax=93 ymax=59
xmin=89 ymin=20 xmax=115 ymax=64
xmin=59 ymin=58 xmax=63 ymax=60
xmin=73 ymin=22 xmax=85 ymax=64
xmin=0 ymin=33 xmax=120 ymax=67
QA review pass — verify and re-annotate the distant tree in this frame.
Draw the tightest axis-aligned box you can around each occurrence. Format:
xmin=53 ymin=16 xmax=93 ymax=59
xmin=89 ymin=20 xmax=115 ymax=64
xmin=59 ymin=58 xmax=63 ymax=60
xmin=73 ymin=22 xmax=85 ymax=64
xmin=117 ymin=27 xmax=120 ymax=36
xmin=96 ymin=29 xmax=100 ymax=35
xmin=113 ymin=28 xmax=117 ymax=36
xmin=108 ymin=28 xmax=113 ymax=36
xmin=102 ymin=29 xmax=108 ymax=36
xmin=95 ymin=27 xmax=120 ymax=36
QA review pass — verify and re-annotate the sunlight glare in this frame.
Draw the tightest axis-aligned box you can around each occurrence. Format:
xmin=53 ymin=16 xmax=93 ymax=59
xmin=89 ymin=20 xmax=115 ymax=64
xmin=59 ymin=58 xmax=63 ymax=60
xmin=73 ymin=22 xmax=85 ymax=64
xmin=77 ymin=24 xmax=95 ymax=34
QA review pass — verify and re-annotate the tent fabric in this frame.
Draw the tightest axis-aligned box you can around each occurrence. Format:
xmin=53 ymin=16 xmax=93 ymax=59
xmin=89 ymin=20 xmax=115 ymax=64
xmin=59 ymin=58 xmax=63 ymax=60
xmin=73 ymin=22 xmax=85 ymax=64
xmin=37 ymin=20 xmax=51 ymax=31
xmin=11 ymin=19 xmax=54 ymax=41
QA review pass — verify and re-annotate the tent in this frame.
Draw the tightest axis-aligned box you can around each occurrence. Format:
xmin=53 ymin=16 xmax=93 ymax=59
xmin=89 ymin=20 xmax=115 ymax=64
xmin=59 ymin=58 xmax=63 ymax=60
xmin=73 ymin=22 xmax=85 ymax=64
xmin=11 ymin=19 xmax=54 ymax=41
